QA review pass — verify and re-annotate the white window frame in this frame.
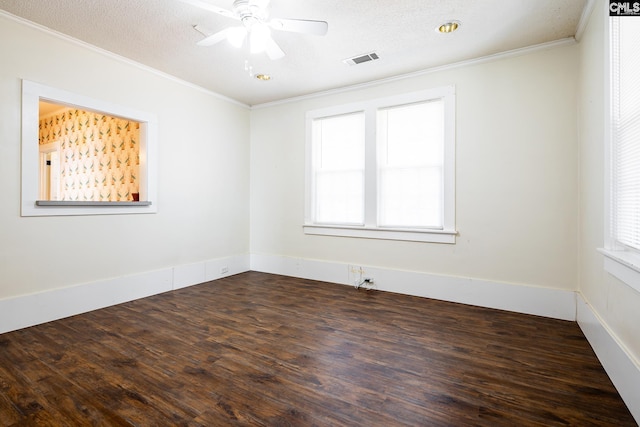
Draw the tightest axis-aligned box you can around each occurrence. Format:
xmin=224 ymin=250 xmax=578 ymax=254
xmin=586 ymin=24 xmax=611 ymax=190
xmin=21 ymin=80 xmax=158 ymax=216
xmin=304 ymin=86 xmax=456 ymax=243
xmin=600 ymin=13 xmax=640 ymax=293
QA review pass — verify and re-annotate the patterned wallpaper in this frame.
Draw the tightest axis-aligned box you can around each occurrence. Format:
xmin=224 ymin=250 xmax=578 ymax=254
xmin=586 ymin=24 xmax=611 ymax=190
xmin=39 ymin=108 xmax=140 ymax=201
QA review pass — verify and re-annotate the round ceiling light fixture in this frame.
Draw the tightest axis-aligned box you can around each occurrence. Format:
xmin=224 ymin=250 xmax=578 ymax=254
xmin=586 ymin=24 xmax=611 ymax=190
xmin=437 ymin=20 xmax=461 ymax=34
xmin=256 ymin=74 xmax=271 ymax=81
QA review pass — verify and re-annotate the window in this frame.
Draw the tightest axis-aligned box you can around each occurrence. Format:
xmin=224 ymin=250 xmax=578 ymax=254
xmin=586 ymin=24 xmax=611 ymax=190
xmin=601 ymin=16 xmax=640 ymax=292
xmin=21 ymin=80 xmax=158 ymax=216
xmin=304 ymin=86 xmax=456 ymax=243
xmin=311 ymin=112 xmax=365 ymax=225
xmin=377 ymin=100 xmax=444 ymax=228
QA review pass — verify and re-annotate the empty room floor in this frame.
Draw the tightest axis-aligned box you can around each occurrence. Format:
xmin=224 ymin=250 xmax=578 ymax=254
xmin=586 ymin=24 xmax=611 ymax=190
xmin=0 ymin=271 xmax=635 ymax=426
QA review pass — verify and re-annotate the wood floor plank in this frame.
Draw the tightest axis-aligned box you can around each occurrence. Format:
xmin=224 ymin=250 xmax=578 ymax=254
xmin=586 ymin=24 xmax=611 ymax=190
xmin=0 ymin=271 xmax=635 ymax=426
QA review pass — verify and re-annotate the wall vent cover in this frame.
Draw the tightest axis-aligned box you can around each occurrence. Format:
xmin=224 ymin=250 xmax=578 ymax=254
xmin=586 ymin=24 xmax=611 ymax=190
xmin=343 ymin=52 xmax=380 ymax=66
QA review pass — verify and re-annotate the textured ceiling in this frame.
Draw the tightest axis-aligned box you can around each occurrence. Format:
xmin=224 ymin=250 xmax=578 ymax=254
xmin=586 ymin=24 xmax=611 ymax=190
xmin=0 ymin=0 xmax=588 ymax=106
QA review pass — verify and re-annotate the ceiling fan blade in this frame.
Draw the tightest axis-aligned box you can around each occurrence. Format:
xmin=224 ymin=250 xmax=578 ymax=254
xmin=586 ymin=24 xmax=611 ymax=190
xmin=265 ymin=37 xmax=285 ymax=60
xmin=269 ymin=18 xmax=328 ymax=36
xmin=177 ymin=0 xmax=237 ymax=20
xmin=197 ymin=28 xmax=231 ymax=46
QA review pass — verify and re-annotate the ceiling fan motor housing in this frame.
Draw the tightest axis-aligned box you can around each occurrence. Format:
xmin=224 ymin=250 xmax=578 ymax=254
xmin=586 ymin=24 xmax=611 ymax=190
xmin=233 ymin=0 xmax=268 ymax=27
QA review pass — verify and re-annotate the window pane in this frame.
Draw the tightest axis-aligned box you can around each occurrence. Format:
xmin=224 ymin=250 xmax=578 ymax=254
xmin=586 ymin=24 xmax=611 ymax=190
xmin=315 ymin=171 xmax=364 ymax=224
xmin=312 ymin=113 xmax=365 ymax=225
xmin=317 ymin=113 xmax=365 ymax=170
xmin=377 ymin=101 xmax=444 ymax=228
xmin=382 ymin=100 xmax=444 ymax=167
xmin=379 ymin=167 xmax=442 ymax=227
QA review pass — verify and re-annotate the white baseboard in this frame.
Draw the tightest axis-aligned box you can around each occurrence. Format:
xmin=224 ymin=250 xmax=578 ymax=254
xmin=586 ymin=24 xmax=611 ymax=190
xmin=577 ymin=294 xmax=640 ymax=424
xmin=250 ymin=254 xmax=577 ymax=321
xmin=0 ymin=254 xmax=250 ymax=334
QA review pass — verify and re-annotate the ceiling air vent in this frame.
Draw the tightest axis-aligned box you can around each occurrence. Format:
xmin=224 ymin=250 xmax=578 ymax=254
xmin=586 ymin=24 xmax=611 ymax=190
xmin=343 ymin=52 xmax=379 ymax=66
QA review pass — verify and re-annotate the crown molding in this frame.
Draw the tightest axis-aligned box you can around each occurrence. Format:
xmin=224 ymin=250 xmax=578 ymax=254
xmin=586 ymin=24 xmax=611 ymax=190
xmin=0 ymin=10 xmax=250 ymax=109
xmin=251 ymin=37 xmax=577 ymax=109
xmin=575 ymin=0 xmax=597 ymax=42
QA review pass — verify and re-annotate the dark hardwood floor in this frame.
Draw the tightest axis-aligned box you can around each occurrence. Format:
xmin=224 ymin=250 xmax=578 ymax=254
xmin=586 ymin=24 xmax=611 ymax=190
xmin=0 ymin=271 xmax=635 ymax=426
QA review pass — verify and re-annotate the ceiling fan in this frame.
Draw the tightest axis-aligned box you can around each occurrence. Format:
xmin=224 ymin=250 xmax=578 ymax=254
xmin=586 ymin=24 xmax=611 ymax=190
xmin=181 ymin=0 xmax=328 ymax=60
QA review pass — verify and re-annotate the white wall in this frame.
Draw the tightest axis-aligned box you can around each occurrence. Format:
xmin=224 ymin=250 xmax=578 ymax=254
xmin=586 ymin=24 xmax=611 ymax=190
xmin=0 ymin=15 xmax=250 ymax=300
xmin=1 ymin=4 xmax=637 ymax=420
xmin=250 ymin=43 xmax=579 ymax=295
xmin=578 ymin=0 xmax=640 ymax=379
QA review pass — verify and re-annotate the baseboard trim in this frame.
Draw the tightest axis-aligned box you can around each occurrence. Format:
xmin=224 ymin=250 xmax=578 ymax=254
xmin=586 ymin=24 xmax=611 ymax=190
xmin=250 ymin=254 xmax=576 ymax=321
xmin=0 ymin=254 xmax=250 ymax=334
xmin=577 ymin=294 xmax=640 ymax=424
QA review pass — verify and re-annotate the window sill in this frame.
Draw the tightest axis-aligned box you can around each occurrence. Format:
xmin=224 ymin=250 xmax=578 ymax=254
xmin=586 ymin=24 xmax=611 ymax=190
xmin=25 ymin=200 xmax=156 ymax=216
xmin=598 ymin=248 xmax=640 ymax=293
xmin=303 ymin=224 xmax=457 ymax=243
xmin=35 ymin=200 xmax=152 ymax=207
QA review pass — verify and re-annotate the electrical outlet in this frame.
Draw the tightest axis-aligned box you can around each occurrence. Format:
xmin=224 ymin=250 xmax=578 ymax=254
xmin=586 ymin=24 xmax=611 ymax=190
xmin=348 ymin=264 xmax=364 ymax=286
xmin=220 ymin=266 xmax=229 ymax=274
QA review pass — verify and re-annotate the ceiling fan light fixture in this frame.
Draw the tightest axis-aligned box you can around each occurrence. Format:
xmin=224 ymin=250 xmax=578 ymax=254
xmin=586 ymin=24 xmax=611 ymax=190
xmin=227 ymin=27 xmax=246 ymax=47
xmin=250 ymin=23 xmax=271 ymax=54
xmin=187 ymin=0 xmax=327 ymax=60
xmin=437 ymin=20 xmax=460 ymax=34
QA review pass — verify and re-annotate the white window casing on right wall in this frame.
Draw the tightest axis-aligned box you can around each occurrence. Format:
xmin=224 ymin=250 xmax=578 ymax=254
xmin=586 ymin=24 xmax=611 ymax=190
xmin=601 ymin=14 xmax=640 ymax=293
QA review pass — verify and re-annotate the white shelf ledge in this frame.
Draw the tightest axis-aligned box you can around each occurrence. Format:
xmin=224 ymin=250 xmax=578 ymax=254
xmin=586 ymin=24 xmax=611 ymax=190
xmin=35 ymin=200 xmax=152 ymax=207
